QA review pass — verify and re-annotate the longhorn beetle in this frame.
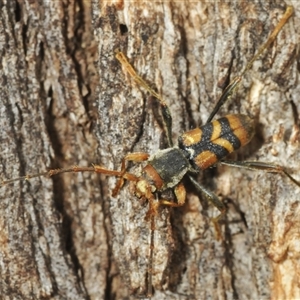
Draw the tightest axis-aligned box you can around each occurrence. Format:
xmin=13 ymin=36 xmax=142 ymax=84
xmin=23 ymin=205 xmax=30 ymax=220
xmin=1 ymin=5 xmax=299 ymax=298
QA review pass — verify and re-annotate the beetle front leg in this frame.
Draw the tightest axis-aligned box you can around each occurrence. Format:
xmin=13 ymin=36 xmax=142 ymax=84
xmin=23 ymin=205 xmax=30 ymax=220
xmin=112 ymin=152 xmax=149 ymax=196
xmin=160 ymin=182 xmax=187 ymax=208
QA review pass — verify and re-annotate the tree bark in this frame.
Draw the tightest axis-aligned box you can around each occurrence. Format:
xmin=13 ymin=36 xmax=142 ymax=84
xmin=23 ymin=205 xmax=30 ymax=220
xmin=1 ymin=1 xmax=299 ymax=299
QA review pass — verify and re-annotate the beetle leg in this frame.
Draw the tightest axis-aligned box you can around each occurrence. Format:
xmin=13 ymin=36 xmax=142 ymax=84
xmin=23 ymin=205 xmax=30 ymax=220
xmin=159 ymin=183 xmax=186 ymax=208
xmin=188 ymin=175 xmax=226 ymax=240
xmin=220 ymin=160 xmax=300 ymax=187
xmin=111 ymin=152 xmax=149 ymax=196
xmin=116 ymin=51 xmax=174 ymax=147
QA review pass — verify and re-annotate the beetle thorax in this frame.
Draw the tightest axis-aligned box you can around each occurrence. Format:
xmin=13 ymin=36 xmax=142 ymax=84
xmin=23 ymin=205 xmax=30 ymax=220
xmin=144 ymin=147 xmax=192 ymax=191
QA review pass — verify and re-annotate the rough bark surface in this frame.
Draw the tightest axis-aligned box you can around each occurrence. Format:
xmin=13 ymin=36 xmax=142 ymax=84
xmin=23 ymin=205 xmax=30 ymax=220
xmin=0 ymin=1 xmax=299 ymax=299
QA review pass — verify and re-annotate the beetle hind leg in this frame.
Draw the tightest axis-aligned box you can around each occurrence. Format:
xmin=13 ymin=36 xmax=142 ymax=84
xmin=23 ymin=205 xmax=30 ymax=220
xmin=188 ymin=175 xmax=226 ymax=240
xmin=220 ymin=160 xmax=300 ymax=188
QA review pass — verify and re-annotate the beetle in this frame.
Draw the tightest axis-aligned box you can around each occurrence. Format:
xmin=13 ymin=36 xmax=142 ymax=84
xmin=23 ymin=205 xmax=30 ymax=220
xmin=1 ymin=5 xmax=298 ymax=298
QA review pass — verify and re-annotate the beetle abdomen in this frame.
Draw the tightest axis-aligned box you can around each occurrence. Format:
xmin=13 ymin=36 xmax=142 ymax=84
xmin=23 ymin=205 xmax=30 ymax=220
xmin=178 ymin=114 xmax=255 ymax=170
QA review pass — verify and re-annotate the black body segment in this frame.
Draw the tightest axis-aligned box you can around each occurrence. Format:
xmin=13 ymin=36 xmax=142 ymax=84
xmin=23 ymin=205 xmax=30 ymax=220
xmin=147 ymin=148 xmax=191 ymax=190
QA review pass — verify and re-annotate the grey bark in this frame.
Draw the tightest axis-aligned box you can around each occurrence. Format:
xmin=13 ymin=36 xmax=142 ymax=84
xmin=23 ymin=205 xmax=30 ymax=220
xmin=0 ymin=1 xmax=299 ymax=299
